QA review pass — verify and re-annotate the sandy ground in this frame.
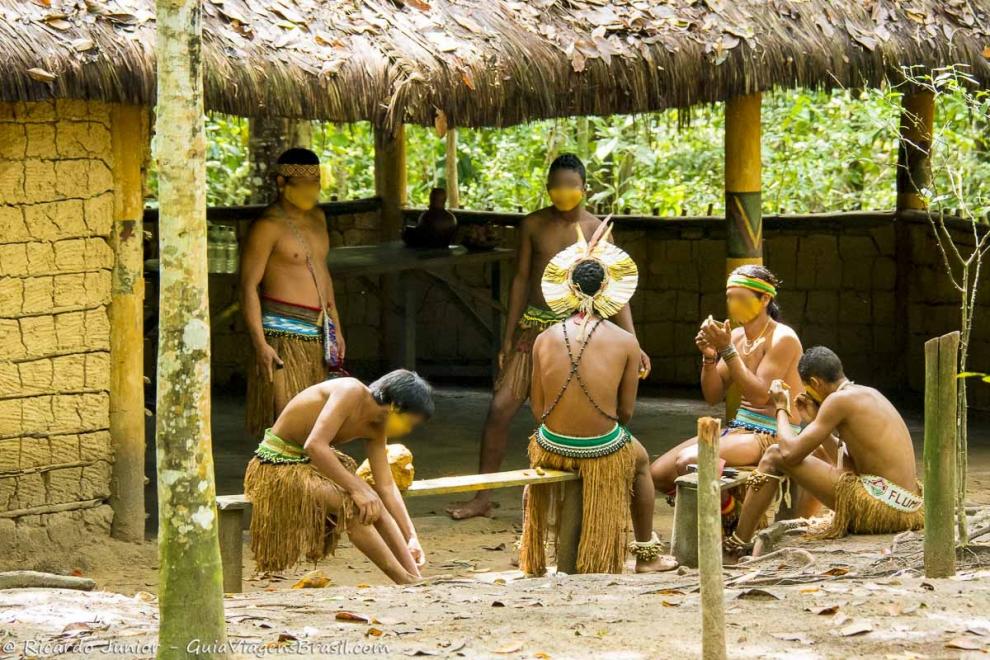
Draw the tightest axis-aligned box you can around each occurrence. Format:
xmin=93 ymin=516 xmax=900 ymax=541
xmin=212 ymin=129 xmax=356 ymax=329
xmin=2 ymin=387 xmax=990 ymax=657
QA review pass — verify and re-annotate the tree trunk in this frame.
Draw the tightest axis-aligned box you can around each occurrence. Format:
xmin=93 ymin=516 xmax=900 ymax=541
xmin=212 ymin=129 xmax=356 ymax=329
xmin=155 ymin=1 xmax=228 ymax=657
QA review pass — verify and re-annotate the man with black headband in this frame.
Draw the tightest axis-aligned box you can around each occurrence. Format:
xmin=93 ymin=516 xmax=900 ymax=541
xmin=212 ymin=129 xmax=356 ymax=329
xmin=240 ymin=148 xmax=346 ymax=439
xmin=650 ymin=265 xmax=807 ymax=525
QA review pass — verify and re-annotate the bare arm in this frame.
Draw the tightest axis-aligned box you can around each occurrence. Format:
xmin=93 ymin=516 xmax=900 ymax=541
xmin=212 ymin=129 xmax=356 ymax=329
xmin=617 ymin=335 xmax=641 ymax=425
xmin=502 ymin=217 xmax=535 ymax=352
xmin=239 ymin=218 xmax=280 ymax=352
xmin=724 ymin=333 xmax=801 ymax=406
xmin=367 ymin=436 xmax=416 ymax=542
xmin=529 ymin=335 xmax=546 ymax=420
xmin=775 ymin=396 xmax=845 ymax=468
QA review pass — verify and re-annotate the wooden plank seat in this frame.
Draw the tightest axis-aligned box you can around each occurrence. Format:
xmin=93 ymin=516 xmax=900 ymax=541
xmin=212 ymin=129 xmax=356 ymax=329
xmin=215 ymin=468 xmax=579 ymax=592
xmin=669 ymin=469 xmax=752 ymax=568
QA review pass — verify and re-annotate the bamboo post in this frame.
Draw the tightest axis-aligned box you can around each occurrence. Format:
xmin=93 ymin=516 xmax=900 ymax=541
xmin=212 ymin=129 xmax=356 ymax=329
xmin=923 ymin=331 xmax=959 ymax=578
xmin=445 ymin=128 xmax=459 ymax=209
xmin=108 ymin=105 xmax=149 ymax=542
xmin=896 ymin=92 xmax=934 ymax=211
xmin=723 ymin=93 xmax=761 ymax=422
xmin=155 ymin=0 xmax=228 ymax=656
xmin=374 ymin=124 xmax=407 ymax=241
xmin=697 ymin=417 xmax=726 ymax=660
xmin=724 ymin=93 xmax=762 ymax=276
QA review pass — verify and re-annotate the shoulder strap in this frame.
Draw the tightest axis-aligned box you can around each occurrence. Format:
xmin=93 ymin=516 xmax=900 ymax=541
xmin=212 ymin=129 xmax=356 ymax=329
xmin=282 ymin=215 xmax=336 ymax=366
xmin=540 ymin=319 xmax=619 ymax=424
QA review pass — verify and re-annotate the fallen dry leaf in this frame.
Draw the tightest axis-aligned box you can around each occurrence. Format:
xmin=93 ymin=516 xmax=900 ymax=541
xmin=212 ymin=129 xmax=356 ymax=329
xmin=822 ymin=566 xmax=850 ymax=576
xmin=946 ymin=637 xmax=983 ymax=651
xmin=967 ymin=625 xmax=990 ymax=636
xmin=494 ymin=641 xmax=523 ymax=654
xmin=336 ymin=611 xmax=371 ymax=623
xmin=736 ymin=588 xmax=780 ymax=601
xmin=291 ymin=569 xmax=330 ymax=589
xmin=406 ymin=0 xmax=431 ymax=10
xmin=366 ymin=627 xmax=384 ymax=637
xmin=772 ymin=632 xmax=814 ymax=645
xmin=807 ymin=604 xmax=840 ymax=616
xmin=839 ymin=621 xmax=873 ymax=637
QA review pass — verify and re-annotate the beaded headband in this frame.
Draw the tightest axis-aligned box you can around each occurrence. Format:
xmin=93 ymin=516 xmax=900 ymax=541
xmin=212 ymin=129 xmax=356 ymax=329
xmin=726 ymin=273 xmax=777 ymax=298
xmin=276 ymin=163 xmax=321 ymax=178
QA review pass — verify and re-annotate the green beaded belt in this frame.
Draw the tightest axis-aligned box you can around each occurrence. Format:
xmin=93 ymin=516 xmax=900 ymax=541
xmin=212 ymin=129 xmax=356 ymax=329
xmin=254 ymin=428 xmax=309 ymax=464
xmin=536 ymin=424 xmax=631 ymax=459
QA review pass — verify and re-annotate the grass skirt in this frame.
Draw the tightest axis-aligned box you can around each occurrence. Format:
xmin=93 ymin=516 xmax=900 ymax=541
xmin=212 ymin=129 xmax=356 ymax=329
xmin=243 ymin=450 xmax=358 ymax=573
xmin=246 ymin=334 xmax=328 ymax=439
xmin=493 ymin=326 xmax=544 ymax=402
xmin=519 ymin=434 xmax=636 ymax=576
xmin=821 ymin=472 xmax=925 ymax=539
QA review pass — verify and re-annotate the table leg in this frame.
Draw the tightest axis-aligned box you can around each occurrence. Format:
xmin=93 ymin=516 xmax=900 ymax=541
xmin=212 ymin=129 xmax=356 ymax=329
xmin=404 ymin=276 xmax=416 ymax=371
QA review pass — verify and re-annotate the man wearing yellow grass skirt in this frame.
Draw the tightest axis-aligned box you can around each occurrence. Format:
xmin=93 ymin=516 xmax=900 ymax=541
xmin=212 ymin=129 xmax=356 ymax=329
xmin=649 ymin=265 xmax=816 ymax=532
xmin=243 ymin=370 xmax=432 ymax=585
xmin=520 ymin=223 xmax=677 ymax=575
xmin=727 ymin=347 xmax=923 ymax=555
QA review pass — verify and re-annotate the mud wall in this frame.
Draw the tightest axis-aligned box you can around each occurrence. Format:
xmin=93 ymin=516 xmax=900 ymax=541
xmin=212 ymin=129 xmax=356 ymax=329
xmin=0 ymin=100 xmax=117 ymax=555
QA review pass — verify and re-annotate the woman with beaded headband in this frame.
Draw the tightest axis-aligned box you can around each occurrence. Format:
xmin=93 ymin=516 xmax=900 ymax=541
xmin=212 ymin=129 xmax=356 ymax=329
xmin=519 ymin=222 xmax=677 ymax=575
xmin=241 ymin=148 xmax=348 ymax=441
xmin=649 ymin=265 xmax=817 ymax=542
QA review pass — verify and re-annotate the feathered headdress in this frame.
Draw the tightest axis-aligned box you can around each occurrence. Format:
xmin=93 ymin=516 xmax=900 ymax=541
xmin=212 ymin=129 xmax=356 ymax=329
xmin=541 ymin=218 xmax=638 ymax=332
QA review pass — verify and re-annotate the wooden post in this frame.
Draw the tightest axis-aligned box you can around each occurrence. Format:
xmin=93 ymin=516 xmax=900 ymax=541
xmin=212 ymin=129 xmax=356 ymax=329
xmin=724 ymin=93 xmax=762 ymax=276
xmin=924 ymin=331 xmax=958 ymax=578
xmin=108 ymin=105 xmax=149 ymax=542
xmin=155 ymin=0 xmax=228 ymax=655
xmin=445 ymin=128 xmax=460 ymax=209
xmin=555 ymin=480 xmax=583 ymax=574
xmin=697 ymin=417 xmax=726 ymax=660
xmin=374 ymin=124 xmax=407 ymax=241
xmin=897 ymin=92 xmax=935 ymax=211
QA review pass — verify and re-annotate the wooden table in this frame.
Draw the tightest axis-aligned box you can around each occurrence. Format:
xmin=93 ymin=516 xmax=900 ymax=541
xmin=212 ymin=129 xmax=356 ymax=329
xmin=145 ymin=242 xmax=515 ymax=372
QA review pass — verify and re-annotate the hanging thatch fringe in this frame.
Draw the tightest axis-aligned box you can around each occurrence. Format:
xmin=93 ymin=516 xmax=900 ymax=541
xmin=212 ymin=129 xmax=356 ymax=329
xmin=0 ymin=1 xmax=987 ymax=128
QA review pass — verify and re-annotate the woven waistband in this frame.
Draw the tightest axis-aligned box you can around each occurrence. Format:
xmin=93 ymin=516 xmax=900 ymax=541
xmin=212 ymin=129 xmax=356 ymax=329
xmin=536 ymin=424 xmax=631 ymax=458
xmin=255 ymin=428 xmax=309 ymax=464
xmin=728 ymin=408 xmax=802 ymax=436
xmin=519 ymin=306 xmax=564 ymax=330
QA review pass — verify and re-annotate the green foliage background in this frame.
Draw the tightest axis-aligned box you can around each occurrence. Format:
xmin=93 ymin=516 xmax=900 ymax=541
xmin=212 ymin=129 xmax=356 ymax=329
xmin=150 ymin=87 xmax=989 ymax=217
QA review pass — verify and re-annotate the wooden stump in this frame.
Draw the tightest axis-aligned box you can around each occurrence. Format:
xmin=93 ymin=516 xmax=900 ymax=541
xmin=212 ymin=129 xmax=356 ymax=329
xmin=924 ymin=331 xmax=958 ymax=578
xmin=697 ymin=417 xmax=726 ymax=660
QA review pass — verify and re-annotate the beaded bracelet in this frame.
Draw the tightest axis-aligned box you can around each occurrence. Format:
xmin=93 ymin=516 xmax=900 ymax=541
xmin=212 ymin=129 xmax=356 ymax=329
xmin=718 ymin=344 xmax=739 ymax=362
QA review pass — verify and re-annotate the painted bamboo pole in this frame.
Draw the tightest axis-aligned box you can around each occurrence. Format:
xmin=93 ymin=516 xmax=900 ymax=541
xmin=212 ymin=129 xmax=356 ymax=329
xmin=697 ymin=416 xmax=726 ymax=660
xmin=374 ymin=124 xmax=408 ymax=241
xmin=108 ymin=105 xmax=149 ymax=542
xmin=923 ymin=331 xmax=958 ymax=578
xmin=724 ymin=93 xmax=762 ymax=276
xmin=445 ymin=128 xmax=460 ymax=209
xmin=154 ymin=1 xmax=228 ymax=656
xmin=896 ymin=92 xmax=935 ymax=211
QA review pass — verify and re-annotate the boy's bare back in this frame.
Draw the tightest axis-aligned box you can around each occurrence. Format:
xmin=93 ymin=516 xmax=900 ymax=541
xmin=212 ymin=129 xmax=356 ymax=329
xmin=270 ymin=377 xmax=379 ymax=448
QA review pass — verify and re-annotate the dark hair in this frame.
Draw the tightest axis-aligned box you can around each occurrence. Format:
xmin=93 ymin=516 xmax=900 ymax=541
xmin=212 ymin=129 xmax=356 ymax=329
xmin=276 ymin=148 xmax=320 ymax=166
xmin=369 ymin=369 xmax=435 ymax=418
xmin=731 ymin=264 xmax=782 ymax=321
xmin=799 ymin=346 xmax=845 ymax=383
xmin=548 ymin=153 xmax=586 ymax=184
xmin=571 ymin=259 xmax=605 ymax=297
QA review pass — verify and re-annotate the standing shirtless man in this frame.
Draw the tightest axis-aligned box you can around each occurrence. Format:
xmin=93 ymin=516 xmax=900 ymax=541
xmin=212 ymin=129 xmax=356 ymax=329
xmin=650 ymin=266 xmax=805 ymax=500
xmin=447 ymin=154 xmax=650 ymax=519
xmin=241 ymin=148 xmax=346 ymax=439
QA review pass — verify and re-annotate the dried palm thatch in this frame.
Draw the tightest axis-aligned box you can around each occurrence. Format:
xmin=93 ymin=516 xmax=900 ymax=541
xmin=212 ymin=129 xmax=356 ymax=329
xmin=1 ymin=1 xmax=988 ymax=128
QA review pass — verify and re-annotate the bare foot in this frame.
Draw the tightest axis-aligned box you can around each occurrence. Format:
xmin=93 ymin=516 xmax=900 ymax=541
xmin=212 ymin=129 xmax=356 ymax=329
xmin=635 ymin=555 xmax=678 ymax=573
xmin=445 ymin=497 xmax=495 ymax=520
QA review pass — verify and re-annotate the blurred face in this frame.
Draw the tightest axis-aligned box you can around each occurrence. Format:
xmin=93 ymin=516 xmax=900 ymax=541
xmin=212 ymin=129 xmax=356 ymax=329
xmin=279 ymin=174 xmax=321 ymax=211
xmin=547 ymin=169 xmax=586 ymax=212
xmin=726 ymin=287 xmax=768 ymax=326
xmin=384 ymin=408 xmax=425 ymax=438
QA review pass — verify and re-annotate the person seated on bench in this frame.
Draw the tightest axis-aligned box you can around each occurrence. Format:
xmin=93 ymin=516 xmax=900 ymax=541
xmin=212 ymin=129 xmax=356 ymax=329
xmin=243 ymin=369 xmax=433 ymax=584
xmin=726 ymin=347 xmax=924 ymax=554
xmin=520 ymin=223 xmax=677 ymax=575
xmin=650 ymin=266 xmax=806 ymax=518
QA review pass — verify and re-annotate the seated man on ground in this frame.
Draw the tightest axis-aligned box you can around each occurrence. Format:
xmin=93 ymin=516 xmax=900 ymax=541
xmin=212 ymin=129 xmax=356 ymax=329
xmin=726 ymin=346 xmax=924 ymax=554
xmin=650 ymin=266 xmax=806 ymax=514
xmin=243 ymin=370 xmax=433 ymax=585
xmin=520 ymin=223 xmax=677 ymax=575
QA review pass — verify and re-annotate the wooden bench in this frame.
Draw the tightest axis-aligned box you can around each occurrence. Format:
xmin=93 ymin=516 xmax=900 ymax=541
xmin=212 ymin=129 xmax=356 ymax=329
xmin=216 ymin=468 xmax=580 ymax=592
xmin=669 ymin=469 xmax=751 ymax=568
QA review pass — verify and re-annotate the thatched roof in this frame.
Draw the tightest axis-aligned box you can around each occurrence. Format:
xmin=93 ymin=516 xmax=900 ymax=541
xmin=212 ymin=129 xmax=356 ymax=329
xmin=2 ymin=1 xmax=989 ymax=128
